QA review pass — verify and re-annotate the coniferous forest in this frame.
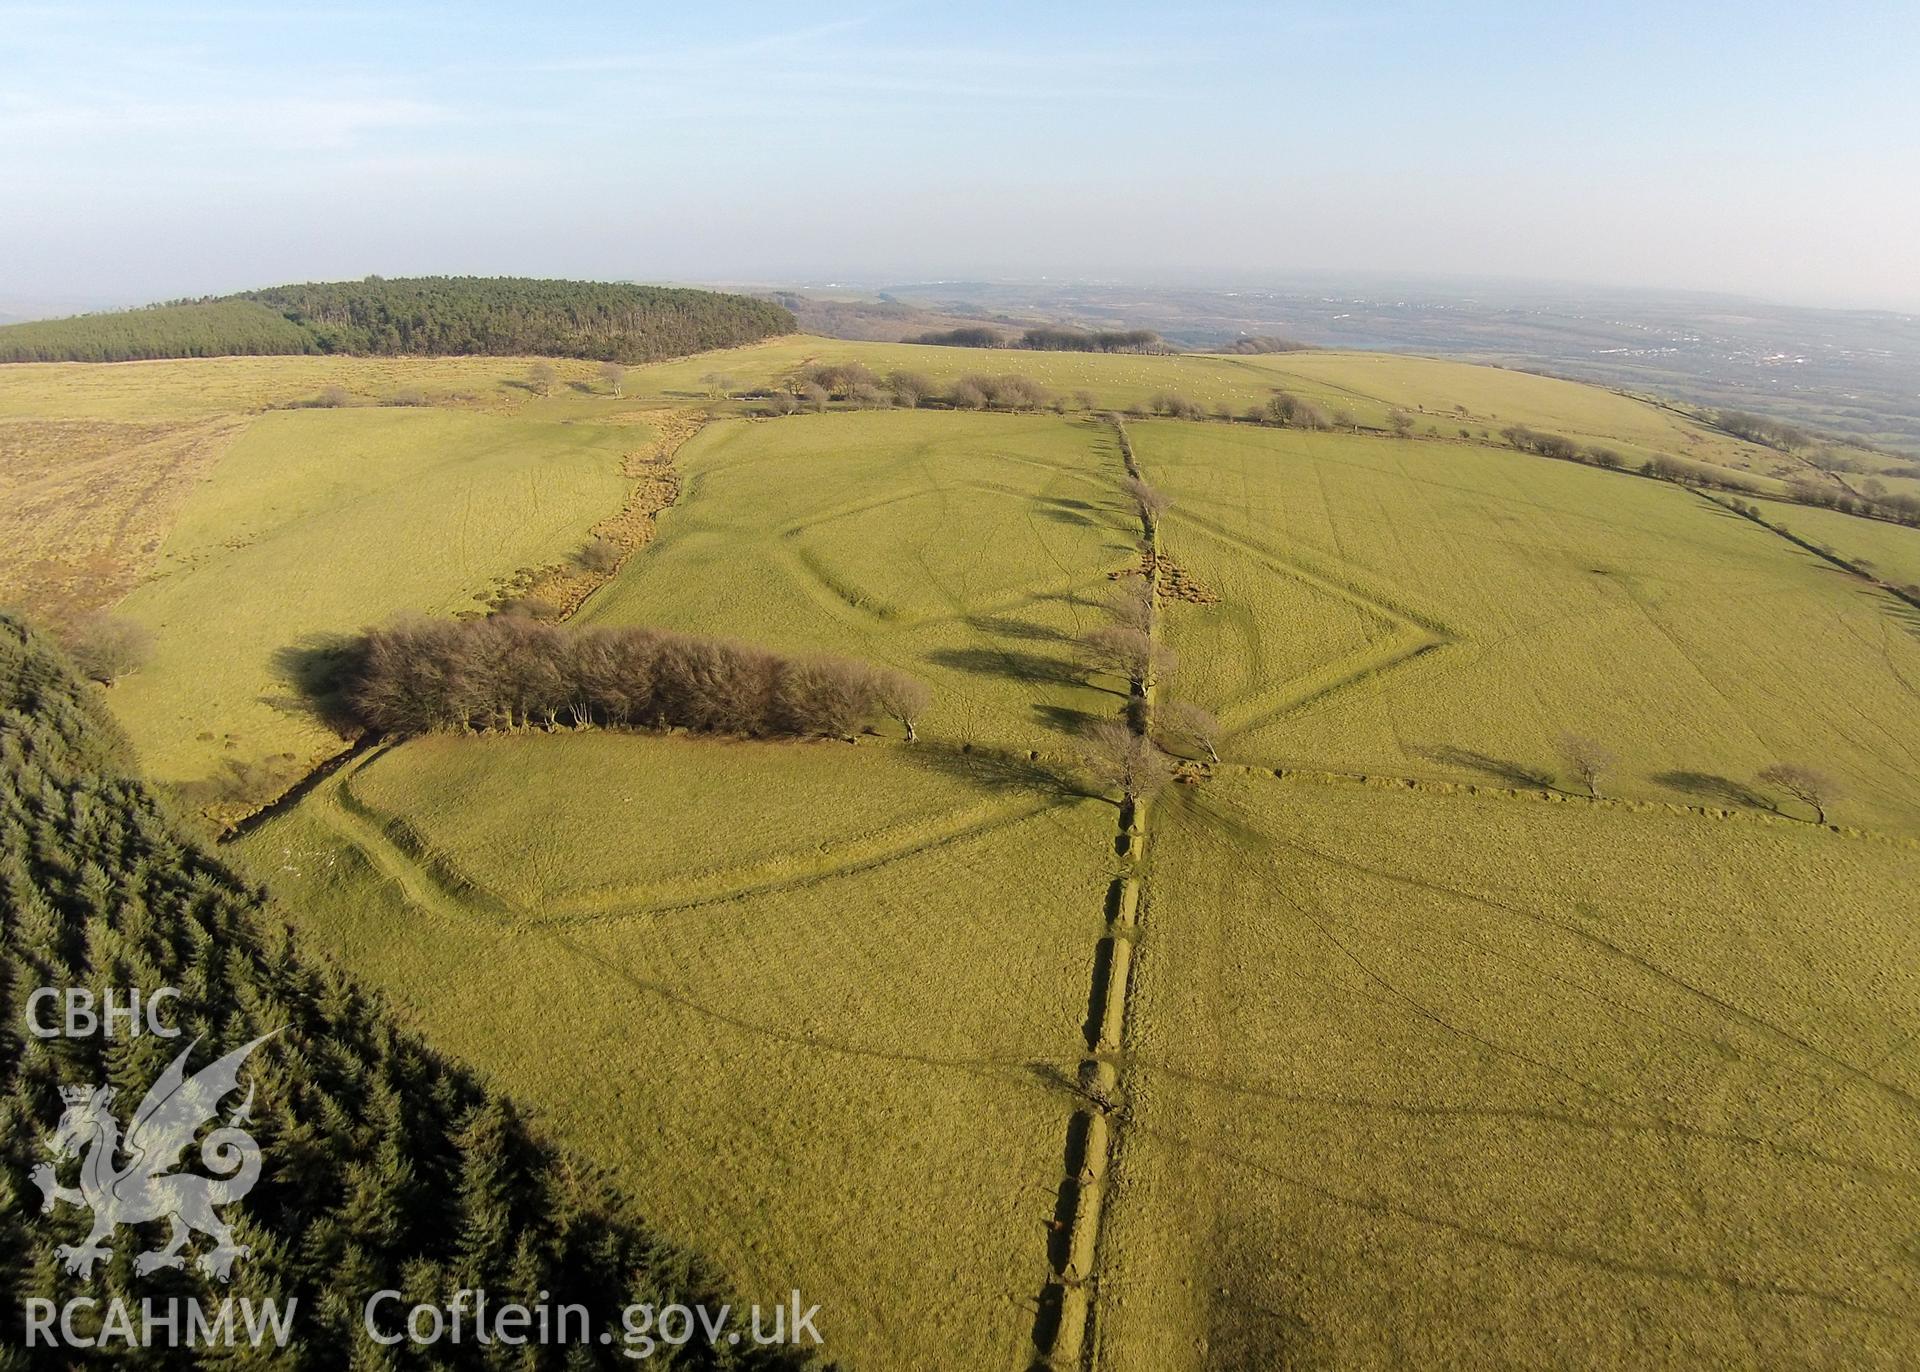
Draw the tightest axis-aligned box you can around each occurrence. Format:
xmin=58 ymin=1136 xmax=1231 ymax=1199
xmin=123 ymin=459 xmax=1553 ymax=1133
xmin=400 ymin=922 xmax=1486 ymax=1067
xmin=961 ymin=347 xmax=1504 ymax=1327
xmin=0 ymin=614 xmax=814 ymax=1369
xmin=0 ymin=278 xmax=796 ymax=364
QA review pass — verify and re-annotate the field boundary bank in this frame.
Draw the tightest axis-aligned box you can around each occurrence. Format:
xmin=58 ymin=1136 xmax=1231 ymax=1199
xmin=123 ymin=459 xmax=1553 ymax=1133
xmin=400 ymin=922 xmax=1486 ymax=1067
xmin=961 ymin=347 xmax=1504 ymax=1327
xmin=1696 ymin=487 xmax=1920 ymax=615
xmin=1034 ymin=416 xmax=1156 ymax=1368
xmin=1228 ymin=764 xmax=1920 ymax=848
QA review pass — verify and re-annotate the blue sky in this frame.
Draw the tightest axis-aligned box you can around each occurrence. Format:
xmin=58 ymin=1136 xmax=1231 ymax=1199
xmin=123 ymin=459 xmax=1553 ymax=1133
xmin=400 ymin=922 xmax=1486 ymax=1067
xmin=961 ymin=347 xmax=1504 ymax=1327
xmin=3 ymin=0 xmax=1916 ymax=309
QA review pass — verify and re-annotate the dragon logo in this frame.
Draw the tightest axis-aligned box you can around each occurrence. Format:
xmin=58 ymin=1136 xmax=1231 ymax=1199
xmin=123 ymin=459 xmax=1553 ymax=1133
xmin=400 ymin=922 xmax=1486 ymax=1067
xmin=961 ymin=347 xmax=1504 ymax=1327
xmin=30 ymin=1034 xmax=272 ymax=1282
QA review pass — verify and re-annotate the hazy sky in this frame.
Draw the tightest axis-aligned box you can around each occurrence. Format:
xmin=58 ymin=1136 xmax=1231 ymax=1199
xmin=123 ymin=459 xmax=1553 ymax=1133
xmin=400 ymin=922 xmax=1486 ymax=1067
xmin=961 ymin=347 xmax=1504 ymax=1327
xmin=4 ymin=0 xmax=1917 ymax=311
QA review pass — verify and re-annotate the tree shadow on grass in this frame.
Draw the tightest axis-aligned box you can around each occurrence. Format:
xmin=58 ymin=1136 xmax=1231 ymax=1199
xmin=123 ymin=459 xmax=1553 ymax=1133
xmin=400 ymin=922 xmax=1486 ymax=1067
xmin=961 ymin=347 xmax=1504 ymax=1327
xmin=264 ymin=633 xmax=366 ymax=736
xmin=965 ymin=614 xmax=1073 ymax=644
xmin=1655 ymin=769 xmax=1776 ymax=811
xmin=899 ymin=740 xmax=1092 ymax=802
xmin=1413 ymin=744 xmax=1554 ymax=790
xmin=1037 ymin=503 xmax=1096 ymax=527
xmin=1032 ymin=703 xmax=1107 ymax=737
xmin=927 ymin=644 xmax=1084 ymax=688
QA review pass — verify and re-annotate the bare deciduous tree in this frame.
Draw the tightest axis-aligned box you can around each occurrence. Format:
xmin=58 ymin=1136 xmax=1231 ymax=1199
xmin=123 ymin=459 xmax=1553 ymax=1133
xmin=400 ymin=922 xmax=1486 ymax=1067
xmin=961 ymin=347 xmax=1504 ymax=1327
xmin=1388 ymin=409 xmax=1415 ymax=438
xmin=528 ymin=361 xmax=558 ymax=396
xmin=1557 ymin=733 xmax=1615 ymax=797
xmin=1757 ymin=762 xmax=1840 ymax=824
xmin=1079 ymin=625 xmax=1176 ymax=690
xmin=1122 ymin=476 xmax=1169 ymax=531
xmin=1080 ymin=721 xmax=1173 ymax=801
xmin=870 ymin=668 xmax=932 ymax=741
xmin=597 ymin=361 xmax=626 ymax=397
xmin=885 ymin=370 xmax=935 ymax=407
xmin=63 ymin=614 xmax=153 ymax=685
xmin=1163 ymin=702 xmax=1221 ymax=763
xmin=1102 ymin=581 xmax=1154 ymax=635
xmin=339 ymin=617 xmax=915 ymax=744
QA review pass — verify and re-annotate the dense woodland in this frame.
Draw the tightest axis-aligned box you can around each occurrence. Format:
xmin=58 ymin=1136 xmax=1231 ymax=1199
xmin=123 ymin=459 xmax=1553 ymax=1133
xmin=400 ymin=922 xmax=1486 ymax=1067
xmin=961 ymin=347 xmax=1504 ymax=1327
xmin=0 ymin=614 xmax=812 ymax=1368
xmin=0 ymin=278 xmax=795 ymax=364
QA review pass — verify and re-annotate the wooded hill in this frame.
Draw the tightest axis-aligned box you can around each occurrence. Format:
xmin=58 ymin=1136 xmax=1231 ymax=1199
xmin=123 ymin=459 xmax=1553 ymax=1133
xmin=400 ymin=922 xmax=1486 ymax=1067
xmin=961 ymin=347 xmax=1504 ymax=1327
xmin=0 ymin=613 xmax=809 ymax=1369
xmin=0 ymin=277 xmax=796 ymax=364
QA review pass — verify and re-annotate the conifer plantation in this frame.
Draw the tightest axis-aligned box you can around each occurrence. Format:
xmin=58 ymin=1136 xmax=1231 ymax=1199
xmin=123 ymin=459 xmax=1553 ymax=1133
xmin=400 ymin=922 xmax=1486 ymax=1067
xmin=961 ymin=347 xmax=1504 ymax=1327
xmin=0 ymin=278 xmax=795 ymax=365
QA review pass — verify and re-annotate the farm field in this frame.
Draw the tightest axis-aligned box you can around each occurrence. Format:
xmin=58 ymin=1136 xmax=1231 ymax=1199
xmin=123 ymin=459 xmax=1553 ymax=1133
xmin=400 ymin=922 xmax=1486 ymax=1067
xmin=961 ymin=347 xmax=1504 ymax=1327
xmin=1747 ymin=494 xmax=1920 ymax=591
xmin=235 ymin=730 xmax=1116 ymax=1370
xmin=618 ymin=335 xmax=1818 ymax=483
xmin=7 ymin=335 xmax=1920 ymax=1367
xmin=1134 ymin=420 xmax=1920 ymax=833
xmin=105 ymin=406 xmax=644 ymax=793
xmin=577 ymin=409 xmax=1139 ymax=754
xmin=1099 ymin=775 xmax=1920 ymax=1369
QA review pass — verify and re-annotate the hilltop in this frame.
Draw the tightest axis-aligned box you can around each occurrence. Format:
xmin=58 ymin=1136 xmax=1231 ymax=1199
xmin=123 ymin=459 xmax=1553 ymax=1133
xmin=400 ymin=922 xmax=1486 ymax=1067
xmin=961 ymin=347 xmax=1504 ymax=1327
xmin=0 ymin=276 xmax=796 ymax=365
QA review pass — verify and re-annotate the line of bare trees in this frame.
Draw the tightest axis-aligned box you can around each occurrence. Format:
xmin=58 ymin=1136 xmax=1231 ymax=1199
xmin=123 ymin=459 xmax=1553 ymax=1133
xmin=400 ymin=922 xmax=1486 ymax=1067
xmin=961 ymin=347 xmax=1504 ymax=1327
xmin=1558 ymin=733 xmax=1839 ymax=821
xmin=752 ymin=363 xmax=1074 ymax=415
xmin=342 ymin=616 xmax=930 ymax=742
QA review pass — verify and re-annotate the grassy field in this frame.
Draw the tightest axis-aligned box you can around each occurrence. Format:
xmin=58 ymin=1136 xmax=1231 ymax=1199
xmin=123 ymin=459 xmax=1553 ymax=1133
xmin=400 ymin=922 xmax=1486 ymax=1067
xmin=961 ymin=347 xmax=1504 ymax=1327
xmin=1134 ymin=420 xmax=1920 ymax=833
xmin=617 ymin=335 xmax=1810 ymax=481
xmin=1747 ymin=495 xmax=1920 ymax=590
xmin=104 ymin=406 xmax=642 ymax=793
xmin=10 ymin=339 xmax=1920 ymax=1366
xmin=577 ymin=409 xmax=1139 ymax=753
xmin=1100 ymin=774 xmax=1920 ymax=1369
xmin=236 ymin=731 xmax=1114 ymax=1370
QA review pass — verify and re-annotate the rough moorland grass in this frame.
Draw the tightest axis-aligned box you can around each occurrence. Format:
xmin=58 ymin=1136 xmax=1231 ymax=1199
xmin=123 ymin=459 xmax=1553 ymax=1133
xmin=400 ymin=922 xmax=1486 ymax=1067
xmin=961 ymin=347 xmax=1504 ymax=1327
xmin=1135 ymin=420 xmax=1920 ymax=832
xmin=578 ymin=409 xmax=1137 ymax=753
xmin=104 ymin=407 xmax=641 ymax=790
xmin=1099 ymin=774 xmax=1920 ymax=1369
xmin=235 ymin=732 xmax=1114 ymax=1371
xmin=0 ymin=414 xmax=248 ymax=620
xmin=0 ymin=352 xmax=652 ymax=421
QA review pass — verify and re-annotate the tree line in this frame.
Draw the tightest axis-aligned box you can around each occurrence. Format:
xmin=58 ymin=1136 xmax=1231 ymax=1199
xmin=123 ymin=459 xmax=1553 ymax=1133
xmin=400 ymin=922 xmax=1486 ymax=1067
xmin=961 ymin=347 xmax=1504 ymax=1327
xmin=0 ymin=613 xmax=806 ymax=1368
xmin=343 ymin=615 xmax=930 ymax=741
xmin=1500 ymin=424 xmax=1920 ymax=527
xmin=0 ymin=277 xmax=795 ymax=365
xmin=755 ymin=362 xmax=1074 ymax=414
xmin=906 ymin=325 xmax=1166 ymax=353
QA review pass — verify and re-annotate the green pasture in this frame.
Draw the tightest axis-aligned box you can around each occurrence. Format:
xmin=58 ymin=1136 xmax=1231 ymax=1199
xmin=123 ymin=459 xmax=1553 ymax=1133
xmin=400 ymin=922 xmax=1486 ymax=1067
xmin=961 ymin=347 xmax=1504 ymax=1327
xmin=105 ymin=407 xmax=640 ymax=789
xmin=577 ymin=409 xmax=1139 ymax=754
xmin=1100 ymin=774 xmax=1920 ymax=1368
xmin=236 ymin=731 xmax=1114 ymax=1371
xmin=1748 ymin=495 xmax=1920 ymax=589
xmin=1134 ymin=420 xmax=1920 ymax=832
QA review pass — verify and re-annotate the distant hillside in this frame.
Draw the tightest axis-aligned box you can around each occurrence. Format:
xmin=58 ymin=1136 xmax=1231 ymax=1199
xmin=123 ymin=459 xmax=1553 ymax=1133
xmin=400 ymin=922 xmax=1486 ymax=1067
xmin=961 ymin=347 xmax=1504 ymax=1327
xmin=0 ymin=277 xmax=795 ymax=364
